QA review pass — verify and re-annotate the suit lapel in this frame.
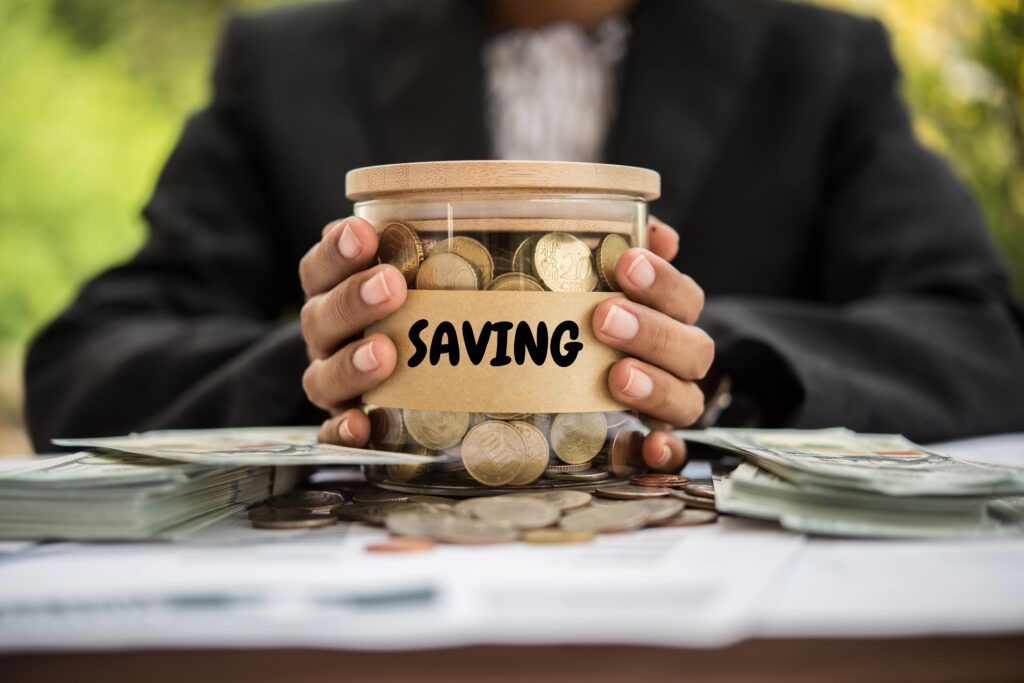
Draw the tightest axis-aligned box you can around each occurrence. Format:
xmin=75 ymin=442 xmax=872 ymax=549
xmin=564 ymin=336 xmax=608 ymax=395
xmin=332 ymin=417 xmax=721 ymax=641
xmin=610 ymin=0 xmax=765 ymax=228
xmin=360 ymin=0 xmax=490 ymax=163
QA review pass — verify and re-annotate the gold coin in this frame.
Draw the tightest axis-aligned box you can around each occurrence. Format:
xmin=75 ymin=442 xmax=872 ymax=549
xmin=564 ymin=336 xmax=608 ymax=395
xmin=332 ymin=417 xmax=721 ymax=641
xmin=595 ymin=483 xmax=672 ymax=499
xmin=484 ymin=411 xmax=533 ymax=420
xmin=559 ymin=503 xmax=648 ymax=534
xmin=512 ymin=235 xmax=543 ymax=276
xmin=460 ymin=420 xmax=527 ymax=486
xmin=544 ymin=468 xmax=610 ymax=482
xmin=403 ymin=409 xmax=471 ymax=450
xmin=533 ymin=233 xmax=598 ymax=292
xmin=608 ymin=429 xmax=646 ymax=478
xmin=467 ymin=497 xmax=560 ymax=530
xmin=508 ymin=490 xmax=593 ymax=511
xmin=486 ymin=272 xmax=544 ymax=292
xmin=551 ymin=412 xmax=608 ymax=464
xmin=415 ymin=252 xmax=482 ymax=290
xmin=507 ymin=421 xmax=551 ymax=486
xmin=377 ymin=222 xmax=423 ymax=286
xmin=595 ymin=234 xmax=629 ymax=290
xmin=432 ymin=236 xmax=495 ymax=287
xmin=367 ymin=406 xmax=405 ymax=450
xmin=385 ymin=462 xmax=425 ymax=483
xmin=522 ymin=528 xmax=596 ymax=544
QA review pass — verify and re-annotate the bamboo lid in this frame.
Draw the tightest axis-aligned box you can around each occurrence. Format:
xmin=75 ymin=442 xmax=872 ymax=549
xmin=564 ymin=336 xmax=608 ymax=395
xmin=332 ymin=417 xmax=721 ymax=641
xmin=346 ymin=160 xmax=660 ymax=201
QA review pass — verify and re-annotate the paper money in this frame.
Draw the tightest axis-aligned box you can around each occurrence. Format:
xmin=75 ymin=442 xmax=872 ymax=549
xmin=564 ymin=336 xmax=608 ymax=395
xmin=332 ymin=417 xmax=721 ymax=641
xmin=54 ymin=427 xmax=434 ymax=467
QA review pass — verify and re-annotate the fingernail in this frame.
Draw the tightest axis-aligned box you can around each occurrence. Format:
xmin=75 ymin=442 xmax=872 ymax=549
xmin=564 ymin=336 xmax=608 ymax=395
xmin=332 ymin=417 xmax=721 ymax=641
xmin=625 ymin=253 xmax=656 ymax=288
xmin=352 ymin=341 xmax=380 ymax=372
xmin=600 ymin=304 xmax=639 ymax=340
xmin=621 ymin=367 xmax=653 ymax=399
xmin=338 ymin=418 xmax=355 ymax=443
xmin=338 ymin=222 xmax=363 ymax=259
xmin=655 ymin=445 xmax=672 ymax=466
xmin=360 ymin=271 xmax=392 ymax=305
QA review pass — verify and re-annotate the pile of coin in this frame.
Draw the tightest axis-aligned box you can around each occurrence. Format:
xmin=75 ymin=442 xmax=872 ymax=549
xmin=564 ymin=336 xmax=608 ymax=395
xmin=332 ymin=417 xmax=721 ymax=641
xmin=369 ymin=407 xmax=648 ymax=487
xmin=247 ymin=481 xmax=719 ymax=546
xmin=378 ymin=221 xmax=630 ymax=294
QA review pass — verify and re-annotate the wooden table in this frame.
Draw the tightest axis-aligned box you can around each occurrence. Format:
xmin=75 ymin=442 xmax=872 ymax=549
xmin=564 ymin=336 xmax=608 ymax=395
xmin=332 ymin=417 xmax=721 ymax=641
xmin=4 ymin=636 xmax=1024 ymax=683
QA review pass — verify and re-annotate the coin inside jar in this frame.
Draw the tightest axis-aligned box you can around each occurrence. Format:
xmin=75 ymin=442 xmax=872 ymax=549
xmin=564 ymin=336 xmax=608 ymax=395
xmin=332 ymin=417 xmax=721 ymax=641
xmin=511 ymin=234 xmax=543 ymax=276
xmin=403 ymin=409 xmax=471 ymax=450
xmin=596 ymin=233 xmax=629 ymax=290
xmin=486 ymin=272 xmax=544 ymax=292
xmin=533 ymin=232 xmax=598 ymax=292
xmin=460 ymin=420 xmax=527 ymax=486
xmin=608 ymin=429 xmax=646 ymax=478
xmin=368 ymin=406 xmax=405 ymax=450
xmin=551 ymin=412 xmax=608 ymax=464
xmin=416 ymin=252 xmax=482 ymax=290
xmin=377 ymin=222 xmax=423 ymax=286
xmin=432 ymin=236 xmax=495 ymax=287
xmin=507 ymin=421 xmax=550 ymax=486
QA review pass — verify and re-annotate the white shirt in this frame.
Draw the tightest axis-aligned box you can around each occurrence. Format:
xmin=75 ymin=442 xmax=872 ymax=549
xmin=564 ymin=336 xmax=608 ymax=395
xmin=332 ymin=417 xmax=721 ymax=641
xmin=483 ymin=17 xmax=630 ymax=163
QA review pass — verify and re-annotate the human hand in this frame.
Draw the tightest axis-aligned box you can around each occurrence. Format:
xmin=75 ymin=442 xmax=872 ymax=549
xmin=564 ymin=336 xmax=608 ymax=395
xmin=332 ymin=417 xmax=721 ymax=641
xmin=299 ymin=217 xmax=407 ymax=446
xmin=592 ymin=217 xmax=713 ymax=472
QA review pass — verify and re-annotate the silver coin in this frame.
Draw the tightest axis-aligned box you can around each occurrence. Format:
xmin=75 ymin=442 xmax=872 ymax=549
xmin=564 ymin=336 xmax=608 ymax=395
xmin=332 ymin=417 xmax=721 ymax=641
xmin=683 ymin=484 xmax=716 ymax=500
xmin=467 ymin=497 xmax=560 ymax=530
xmin=545 ymin=468 xmax=610 ymax=482
xmin=559 ymin=503 xmax=648 ymax=534
xmin=633 ymin=498 xmax=685 ymax=525
xmin=267 ymin=490 xmax=345 ymax=513
xmin=594 ymin=484 xmax=673 ymax=500
xmin=431 ymin=516 xmax=520 ymax=545
xmin=385 ymin=507 xmax=458 ymax=536
xmin=353 ymin=490 xmax=410 ymax=504
xmin=252 ymin=512 xmax=337 ymax=530
xmin=669 ymin=490 xmax=718 ymax=510
xmin=506 ymin=490 xmax=592 ymax=511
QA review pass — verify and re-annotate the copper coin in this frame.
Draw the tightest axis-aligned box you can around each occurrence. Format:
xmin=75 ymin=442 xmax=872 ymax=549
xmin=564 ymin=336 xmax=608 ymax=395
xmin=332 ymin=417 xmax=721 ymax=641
xmin=366 ymin=536 xmax=436 ymax=553
xmin=608 ymin=429 xmax=645 ymax=478
xmin=630 ymin=474 xmax=690 ymax=488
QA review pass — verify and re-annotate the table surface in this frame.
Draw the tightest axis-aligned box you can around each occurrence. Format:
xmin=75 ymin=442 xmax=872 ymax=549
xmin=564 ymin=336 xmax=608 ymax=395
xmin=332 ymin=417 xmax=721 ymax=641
xmin=2 ymin=433 xmax=1023 ymax=681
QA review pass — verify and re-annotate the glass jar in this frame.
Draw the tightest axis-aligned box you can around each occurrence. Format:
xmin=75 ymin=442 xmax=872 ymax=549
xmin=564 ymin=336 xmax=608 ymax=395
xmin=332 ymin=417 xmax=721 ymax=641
xmin=346 ymin=161 xmax=659 ymax=495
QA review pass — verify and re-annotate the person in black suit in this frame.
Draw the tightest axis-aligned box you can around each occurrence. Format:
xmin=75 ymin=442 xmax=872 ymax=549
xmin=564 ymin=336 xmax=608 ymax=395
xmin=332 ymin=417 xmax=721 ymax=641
xmin=24 ymin=0 xmax=1024 ymax=467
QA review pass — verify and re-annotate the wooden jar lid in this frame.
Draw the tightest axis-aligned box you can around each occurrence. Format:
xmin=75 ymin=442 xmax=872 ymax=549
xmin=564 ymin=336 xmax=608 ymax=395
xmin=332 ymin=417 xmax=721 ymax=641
xmin=346 ymin=160 xmax=660 ymax=202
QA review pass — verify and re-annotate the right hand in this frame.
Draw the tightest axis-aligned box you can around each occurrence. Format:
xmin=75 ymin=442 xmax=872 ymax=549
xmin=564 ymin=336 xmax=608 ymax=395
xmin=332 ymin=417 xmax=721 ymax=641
xmin=299 ymin=217 xmax=406 ymax=446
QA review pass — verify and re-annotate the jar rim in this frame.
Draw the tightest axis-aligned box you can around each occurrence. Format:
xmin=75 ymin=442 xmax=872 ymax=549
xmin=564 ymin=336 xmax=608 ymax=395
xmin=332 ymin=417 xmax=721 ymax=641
xmin=345 ymin=160 xmax=660 ymax=202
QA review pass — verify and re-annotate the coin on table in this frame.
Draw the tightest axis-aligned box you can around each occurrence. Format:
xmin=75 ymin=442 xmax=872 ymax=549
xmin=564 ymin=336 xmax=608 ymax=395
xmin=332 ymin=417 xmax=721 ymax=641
xmin=403 ymin=409 xmax=471 ymax=450
xmin=432 ymin=517 xmax=520 ymax=545
xmin=353 ymin=490 xmax=410 ymax=504
xmin=415 ymin=252 xmax=482 ymax=290
xmin=560 ymin=503 xmax=648 ymax=534
xmin=594 ymin=483 xmax=672 ymax=500
xmin=669 ymin=490 xmax=717 ymax=510
xmin=377 ymin=222 xmax=424 ymax=286
xmin=461 ymin=420 xmax=528 ymax=486
xmin=246 ymin=506 xmax=279 ymax=520
xmin=683 ymin=484 xmax=716 ymax=500
xmin=507 ymin=490 xmax=593 ymax=511
xmin=486 ymin=272 xmax=545 ymax=292
xmin=432 ymin=236 xmax=495 ymax=287
xmin=522 ymin=528 xmax=596 ymax=544
xmin=512 ymin=235 xmax=543 ymax=276
xmin=267 ymin=490 xmax=345 ymax=513
xmin=596 ymin=234 xmax=630 ymax=290
xmin=630 ymin=473 xmax=690 ymax=488
xmin=385 ymin=507 xmax=458 ymax=536
xmin=544 ymin=468 xmax=611 ymax=482
xmin=468 ymin=496 xmax=560 ymax=530
xmin=366 ymin=536 xmax=436 ymax=553
xmin=657 ymin=509 xmax=719 ymax=527
xmin=608 ymin=429 xmax=646 ymax=478
xmin=368 ymin=406 xmax=405 ymax=450
xmin=551 ymin=412 xmax=608 ymax=464
xmin=533 ymin=232 xmax=598 ymax=292
xmin=507 ymin=421 xmax=551 ymax=486
xmin=632 ymin=498 xmax=685 ymax=525
xmin=252 ymin=512 xmax=337 ymax=530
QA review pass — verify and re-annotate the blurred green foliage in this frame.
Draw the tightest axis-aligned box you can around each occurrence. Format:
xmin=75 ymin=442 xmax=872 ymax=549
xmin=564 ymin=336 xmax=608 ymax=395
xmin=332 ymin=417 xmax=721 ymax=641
xmin=0 ymin=0 xmax=1021 ymax=348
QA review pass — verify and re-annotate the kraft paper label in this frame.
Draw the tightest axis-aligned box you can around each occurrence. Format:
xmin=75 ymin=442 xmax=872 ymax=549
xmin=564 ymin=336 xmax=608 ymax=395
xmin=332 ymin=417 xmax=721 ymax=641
xmin=366 ymin=291 xmax=626 ymax=413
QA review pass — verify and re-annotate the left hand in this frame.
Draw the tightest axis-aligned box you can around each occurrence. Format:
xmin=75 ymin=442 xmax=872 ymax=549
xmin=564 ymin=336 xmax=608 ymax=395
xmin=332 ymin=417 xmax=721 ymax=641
xmin=592 ymin=216 xmax=713 ymax=473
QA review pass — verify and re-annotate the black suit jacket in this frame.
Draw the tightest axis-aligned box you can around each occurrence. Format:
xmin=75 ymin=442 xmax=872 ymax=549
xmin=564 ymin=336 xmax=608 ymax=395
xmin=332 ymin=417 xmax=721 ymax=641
xmin=24 ymin=0 xmax=1024 ymax=451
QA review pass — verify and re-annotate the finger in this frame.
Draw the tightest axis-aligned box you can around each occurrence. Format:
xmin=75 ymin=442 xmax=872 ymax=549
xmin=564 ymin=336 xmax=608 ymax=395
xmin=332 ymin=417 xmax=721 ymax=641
xmin=593 ymin=298 xmax=714 ymax=380
xmin=615 ymin=248 xmax=704 ymax=325
xmin=642 ymin=431 xmax=688 ymax=473
xmin=607 ymin=358 xmax=705 ymax=426
xmin=318 ymin=408 xmax=371 ymax=447
xmin=647 ymin=216 xmax=679 ymax=261
xmin=301 ymin=263 xmax=407 ymax=358
xmin=299 ymin=217 xmax=379 ymax=298
xmin=302 ymin=334 xmax=398 ymax=411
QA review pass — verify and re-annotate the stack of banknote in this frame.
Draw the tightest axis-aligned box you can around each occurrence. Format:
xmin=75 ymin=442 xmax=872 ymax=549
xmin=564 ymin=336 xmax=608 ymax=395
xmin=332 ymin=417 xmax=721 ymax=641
xmin=0 ymin=427 xmax=433 ymax=541
xmin=682 ymin=428 xmax=1024 ymax=538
